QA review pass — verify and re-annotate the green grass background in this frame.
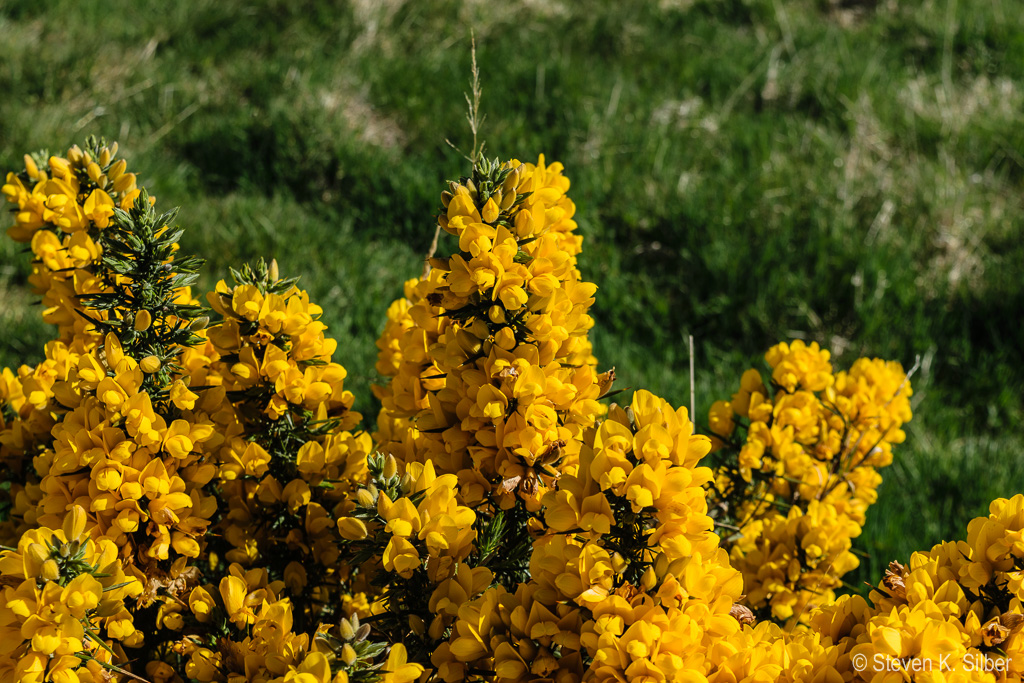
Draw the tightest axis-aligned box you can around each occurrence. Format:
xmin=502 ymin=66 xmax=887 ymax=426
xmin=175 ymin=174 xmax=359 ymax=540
xmin=1 ymin=0 xmax=1022 ymax=590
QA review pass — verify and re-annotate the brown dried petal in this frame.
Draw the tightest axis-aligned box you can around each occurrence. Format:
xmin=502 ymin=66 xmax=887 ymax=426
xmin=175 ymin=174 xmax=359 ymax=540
xmin=498 ymin=366 xmax=520 ymax=381
xmin=520 ymin=471 xmax=539 ymax=496
xmin=882 ymin=560 xmax=908 ymax=601
xmin=982 ymin=618 xmax=1011 ymax=646
xmin=1000 ymin=613 xmax=1024 ymax=631
xmin=597 ymin=367 xmax=617 ymax=396
xmin=730 ymin=603 xmax=756 ymax=625
xmin=538 ymin=440 xmax=566 ymax=466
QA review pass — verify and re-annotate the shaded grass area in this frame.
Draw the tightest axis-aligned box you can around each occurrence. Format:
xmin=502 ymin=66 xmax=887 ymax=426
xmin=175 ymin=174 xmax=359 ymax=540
xmin=1 ymin=0 xmax=1022 ymax=590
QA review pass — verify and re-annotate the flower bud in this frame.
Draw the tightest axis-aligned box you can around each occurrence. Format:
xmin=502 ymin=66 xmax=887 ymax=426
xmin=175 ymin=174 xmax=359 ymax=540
xmin=337 ymin=517 xmax=369 ymax=541
xmin=500 ymin=189 xmax=517 ymax=211
xmin=140 ymin=358 xmax=161 ymax=374
xmin=641 ymin=566 xmax=658 ymax=591
xmin=189 ymin=587 xmax=216 ymax=623
xmin=502 ymin=169 xmax=520 ymax=194
xmin=481 ymin=197 xmax=499 ymax=224
xmin=41 ymin=559 xmax=61 ymax=581
xmin=428 ymin=615 xmax=446 ymax=641
xmin=134 ymin=309 xmax=152 ymax=332
xmin=112 ymin=172 xmax=135 ymax=193
xmin=338 ymin=618 xmax=356 ymax=641
xmin=108 ymin=159 xmax=127 ymax=182
xmin=23 ymin=154 xmax=39 ymax=179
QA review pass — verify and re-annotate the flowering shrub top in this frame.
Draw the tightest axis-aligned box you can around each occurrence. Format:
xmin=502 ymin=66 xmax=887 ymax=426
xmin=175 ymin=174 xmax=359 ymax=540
xmin=707 ymin=340 xmax=913 ymax=626
xmin=374 ymin=156 xmax=604 ymax=512
xmin=0 ymin=140 xmax=390 ymax=683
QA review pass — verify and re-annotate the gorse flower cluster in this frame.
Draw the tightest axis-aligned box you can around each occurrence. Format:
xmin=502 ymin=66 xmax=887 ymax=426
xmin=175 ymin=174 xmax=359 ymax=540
xmin=204 ymin=259 xmax=370 ymax=619
xmin=707 ymin=341 xmax=914 ymax=627
xmin=423 ymin=390 xmax=746 ymax=682
xmin=374 ymin=155 xmax=604 ymax=509
xmin=802 ymin=494 xmax=1024 ymax=681
xmin=0 ymin=138 xmax=1016 ymax=683
xmin=0 ymin=507 xmax=142 ymax=682
xmin=0 ymin=140 xmax=389 ymax=683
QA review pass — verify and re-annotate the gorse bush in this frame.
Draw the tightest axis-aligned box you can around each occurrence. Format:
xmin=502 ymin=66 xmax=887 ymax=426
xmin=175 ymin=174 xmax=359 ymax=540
xmin=707 ymin=342 xmax=913 ymax=627
xmin=0 ymin=139 xmax=1021 ymax=683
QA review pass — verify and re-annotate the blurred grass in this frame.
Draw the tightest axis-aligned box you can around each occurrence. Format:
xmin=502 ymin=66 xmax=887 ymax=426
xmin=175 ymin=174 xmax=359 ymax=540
xmin=1 ymin=0 xmax=1022 ymax=589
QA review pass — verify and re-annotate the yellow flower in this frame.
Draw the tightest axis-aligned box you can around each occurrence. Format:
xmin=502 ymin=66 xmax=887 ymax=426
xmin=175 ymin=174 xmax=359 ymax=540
xmin=382 ymin=644 xmax=424 ymax=683
xmin=170 ymin=380 xmax=199 ymax=410
xmin=337 ymin=517 xmax=369 ymax=541
xmin=232 ymin=284 xmax=265 ymax=321
xmin=189 ymin=586 xmax=217 ymax=623
xmin=83 ymin=188 xmax=115 ymax=228
xmin=383 ymin=536 xmax=420 ymax=579
xmin=707 ymin=342 xmax=913 ymax=626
